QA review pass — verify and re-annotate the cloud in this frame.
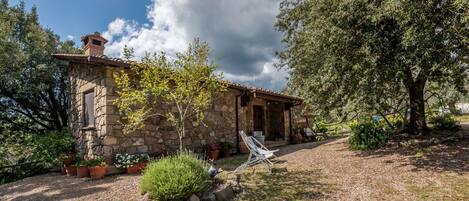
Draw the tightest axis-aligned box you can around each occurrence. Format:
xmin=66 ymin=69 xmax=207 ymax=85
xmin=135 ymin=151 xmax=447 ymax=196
xmin=66 ymin=35 xmax=74 ymax=40
xmin=103 ymin=0 xmax=287 ymax=91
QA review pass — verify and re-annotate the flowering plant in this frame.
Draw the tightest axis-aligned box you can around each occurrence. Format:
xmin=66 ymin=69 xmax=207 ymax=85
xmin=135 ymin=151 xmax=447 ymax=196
xmin=115 ymin=153 xmax=150 ymax=168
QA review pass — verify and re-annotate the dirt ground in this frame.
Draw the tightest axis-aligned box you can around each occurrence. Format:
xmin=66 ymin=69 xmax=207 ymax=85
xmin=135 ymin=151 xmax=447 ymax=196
xmin=1 ymin=127 xmax=468 ymax=201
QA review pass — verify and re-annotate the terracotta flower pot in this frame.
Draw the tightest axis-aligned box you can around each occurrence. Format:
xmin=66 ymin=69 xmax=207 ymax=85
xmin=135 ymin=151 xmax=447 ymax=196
xmin=89 ymin=166 xmax=107 ymax=180
xmin=136 ymin=163 xmax=147 ymax=171
xmin=76 ymin=166 xmax=90 ymax=178
xmin=65 ymin=165 xmax=77 ymax=176
xmin=294 ymin=134 xmax=303 ymax=144
xmin=208 ymin=150 xmax=219 ymax=160
xmin=126 ymin=164 xmax=140 ymax=174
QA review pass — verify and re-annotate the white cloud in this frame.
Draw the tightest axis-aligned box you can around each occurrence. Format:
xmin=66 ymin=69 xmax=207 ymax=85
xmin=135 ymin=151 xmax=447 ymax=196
xmin=66 ymin=35 xmax=74 ymax=41
xmin=103 ymin=0 xmax=287 ymax=91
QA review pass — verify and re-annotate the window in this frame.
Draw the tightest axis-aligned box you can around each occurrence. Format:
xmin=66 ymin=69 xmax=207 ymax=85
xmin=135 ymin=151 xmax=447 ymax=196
xmin=83 ymin=90 xmax=95 ymax=127
xmin=92 ymin=39 xmax=102 ymax=46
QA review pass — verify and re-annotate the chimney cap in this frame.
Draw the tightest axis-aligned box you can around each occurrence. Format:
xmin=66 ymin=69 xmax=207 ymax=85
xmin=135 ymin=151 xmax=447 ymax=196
xmin=81 ymin=32 xmax=108 ymax=43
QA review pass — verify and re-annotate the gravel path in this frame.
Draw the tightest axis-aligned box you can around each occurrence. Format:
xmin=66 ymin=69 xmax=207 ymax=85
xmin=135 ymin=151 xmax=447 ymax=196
xmin=1 ymin=134 xmax=468 ymax=201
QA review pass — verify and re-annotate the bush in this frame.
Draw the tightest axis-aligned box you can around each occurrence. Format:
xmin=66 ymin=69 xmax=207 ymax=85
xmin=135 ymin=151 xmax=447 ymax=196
xmin=314 ymin=121 xmax=328 ymax=133
xmin=31 ymin=130 xmax=75 ymax=166
xmin=431 ymin=115 xmax=460 ymax=131
xmin=0 ymin=129 xmax=74 ymax=184
xmin=87 ymin=156 xmax=107 ymax=167
xmin=141 ymin=152 xmax=210 ymax=201
xmin=349 ymin=118 xmax=394 ymax=150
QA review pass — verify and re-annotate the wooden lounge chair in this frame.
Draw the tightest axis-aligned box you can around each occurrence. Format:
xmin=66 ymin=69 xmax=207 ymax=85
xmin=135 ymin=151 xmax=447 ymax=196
xmin=234 ymin=131 xmax=278 ymax=174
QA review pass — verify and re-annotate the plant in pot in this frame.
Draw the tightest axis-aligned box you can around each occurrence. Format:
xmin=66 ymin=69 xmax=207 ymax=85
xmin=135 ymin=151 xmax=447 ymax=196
xmin=206 ymin=143 xmax=219 ymax=160
xmin=115 ymin=153 xmax=140 ymax=174
xmin=294 ymin=128 xmax=303 ymax=144
xmin=135 ymin=153 xmax=150 ymax=171
xmin=88 ymin=156 xmax=107 ymax=179
xmin=76 ymin=158 xmax=90 ymax=178
xmin=63 ymin=154 xmax=77 ymax=176
xmin=59 ymin=153 xmax=76 ymax=167
xmin=219 ymin=142 xmax=232 ymax=158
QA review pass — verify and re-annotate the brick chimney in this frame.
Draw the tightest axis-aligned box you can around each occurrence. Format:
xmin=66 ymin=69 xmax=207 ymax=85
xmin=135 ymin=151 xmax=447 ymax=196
xmin=81 ymin=32 xmax=108 ymax=56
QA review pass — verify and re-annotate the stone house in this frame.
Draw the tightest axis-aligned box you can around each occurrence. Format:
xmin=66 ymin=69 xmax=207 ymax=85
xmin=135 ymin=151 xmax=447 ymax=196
xmin=53 ymin=33 xmax=302 ymax=163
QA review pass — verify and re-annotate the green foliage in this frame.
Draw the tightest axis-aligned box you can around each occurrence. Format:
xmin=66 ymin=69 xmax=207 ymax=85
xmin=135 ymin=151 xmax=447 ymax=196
xmin=349 ymin=118 xmax=394 ymax=150
xmin=31 ymin=130 xmax=75 ymax=166
xmin=0 ymin=1 xmax=81 ymax=133
xmin=141 ymin=152 xmax=210 ymax=201
xmin=87 ymin=156 xmax=107 ymax=167
xmin=276 ymin=0 xmax=469 ymax=132
xmin=114 ymin=39 xmax=227 ymax=150
xmin=0 ymin=126 xmax=74 ymax=184
xmin=430 ymin=115 xmax=461 ymax=131
xmin=313 ymin=121 xmax=328 ymax=133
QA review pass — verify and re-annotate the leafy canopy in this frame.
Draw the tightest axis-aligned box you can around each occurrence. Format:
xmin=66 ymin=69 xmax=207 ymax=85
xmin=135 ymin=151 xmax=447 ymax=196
xmin=114 ymin=39 xmax=227 ymax=150
xmin=0 ymin=0 xmax=81 ymax=133
xmin=276 ymin=0 xmax=469 ymax=132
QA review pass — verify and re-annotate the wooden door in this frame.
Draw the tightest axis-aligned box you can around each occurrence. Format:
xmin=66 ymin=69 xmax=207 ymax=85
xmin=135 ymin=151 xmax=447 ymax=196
xmin=253 ymin=105 xmax=264 ymax=132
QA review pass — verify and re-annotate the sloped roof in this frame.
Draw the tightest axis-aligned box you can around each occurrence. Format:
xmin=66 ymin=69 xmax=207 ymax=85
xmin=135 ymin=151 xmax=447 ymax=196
xmin=53 ymin=53 xmax=302 ymax=102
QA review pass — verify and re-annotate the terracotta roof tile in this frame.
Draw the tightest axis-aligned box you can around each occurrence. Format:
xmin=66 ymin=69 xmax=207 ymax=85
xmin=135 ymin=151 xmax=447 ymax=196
xmin=53 ymin=54 xmax=302 ymax=102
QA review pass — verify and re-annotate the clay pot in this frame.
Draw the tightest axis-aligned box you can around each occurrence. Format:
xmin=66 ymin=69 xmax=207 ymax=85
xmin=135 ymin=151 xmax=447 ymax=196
xmin=76 ymin=166 xmax=90 ymax=178
xmin=239 ymin=143 xmax=249 ymax=154
xmin=62 ymin=158 xmax=74 ymax=166
xmin=65 ymin=165 xmax=77 ymax=176
xmin=127 ymin=164 xmax=140 ymax=174
xmin=89 ymin=166 xmax=107 ymax=180
xmin=294 ymin=134 xmax=303 ymax=144
xmin=208 ymin=150 xmax=219 ymax=160
xmin=136 ymin=163 xmax=147 ymax=171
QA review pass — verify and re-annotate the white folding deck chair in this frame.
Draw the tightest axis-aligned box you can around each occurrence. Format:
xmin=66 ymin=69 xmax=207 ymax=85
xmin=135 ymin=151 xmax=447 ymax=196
xmin=234 ymin=131 xmax=279 ymax=174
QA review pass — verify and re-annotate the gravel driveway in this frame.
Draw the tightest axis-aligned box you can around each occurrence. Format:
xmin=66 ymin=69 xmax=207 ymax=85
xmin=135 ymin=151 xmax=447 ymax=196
xmin=1 ymin=133 xmax=468 ymax=201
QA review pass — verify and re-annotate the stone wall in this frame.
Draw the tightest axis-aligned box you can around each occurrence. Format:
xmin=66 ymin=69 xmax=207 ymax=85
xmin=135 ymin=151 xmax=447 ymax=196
xmin=68 ymin=63 xmax=299 ymax=163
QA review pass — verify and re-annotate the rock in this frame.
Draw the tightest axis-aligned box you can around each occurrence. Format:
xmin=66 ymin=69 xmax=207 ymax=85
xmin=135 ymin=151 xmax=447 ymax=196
xmin=214 ymin=185 xmax=235 ymax=201
xmin=201 ymin=192 xmax=216 ymax=201
xmin=141 ymin=193 xmax=152 ymax=201
xmin=188 ymin=194 xmax=200 ymax=201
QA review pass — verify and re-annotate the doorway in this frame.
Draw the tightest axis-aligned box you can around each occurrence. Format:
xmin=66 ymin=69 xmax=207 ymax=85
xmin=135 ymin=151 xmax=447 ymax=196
xmin=253 ymin=105 xmax=264 ymax=133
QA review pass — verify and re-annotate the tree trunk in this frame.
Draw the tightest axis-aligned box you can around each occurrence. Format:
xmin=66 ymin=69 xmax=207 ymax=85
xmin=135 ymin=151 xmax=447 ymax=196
xmin=407 ymin=81 xmax=428 ymax=134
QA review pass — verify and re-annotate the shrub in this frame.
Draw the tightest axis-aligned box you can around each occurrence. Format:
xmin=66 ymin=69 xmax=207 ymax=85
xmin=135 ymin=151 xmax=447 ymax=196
xmin=87 ymin=156 xmax=107 ymax=167
xmin=32 ymin=130 xmax=75 ymax=166
xmin=0 ymin=129 xmax=74 ymax=184
xmin=349 ymin=118 xmax=394 ymax=150
xmin=141 ymin=151 xmax=210 ymax=201
xmin=431 ymin=115 xmax=460 ymax=131
xmin=314 ymin=121 xmax=328 ymax=133
xmin=386 ymin=115 xmax=404 ymax=129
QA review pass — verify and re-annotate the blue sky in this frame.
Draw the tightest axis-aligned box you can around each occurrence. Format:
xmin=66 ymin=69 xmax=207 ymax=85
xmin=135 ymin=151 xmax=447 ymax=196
xmin=9 ymin=0 xmax=289 ymax=91
xmin=9 ymin=0 xmax=151 ymax=42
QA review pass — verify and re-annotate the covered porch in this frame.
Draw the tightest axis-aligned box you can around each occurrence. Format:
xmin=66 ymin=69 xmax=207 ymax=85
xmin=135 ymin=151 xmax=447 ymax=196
xmin=233 ymin=85 xmax=302 ymax=148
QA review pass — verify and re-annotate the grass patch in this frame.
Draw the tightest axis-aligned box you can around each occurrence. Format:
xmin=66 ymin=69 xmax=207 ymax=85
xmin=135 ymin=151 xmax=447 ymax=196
xmin=217 ymin=156 xmax=335 ymax=201
xmin=406 ymin=174 xmax=469 ymax=201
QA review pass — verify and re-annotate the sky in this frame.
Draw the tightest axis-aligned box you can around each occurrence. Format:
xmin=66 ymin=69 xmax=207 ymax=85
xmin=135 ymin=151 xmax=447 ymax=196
xmin=9 ymin=0 xmax=289 ymax=91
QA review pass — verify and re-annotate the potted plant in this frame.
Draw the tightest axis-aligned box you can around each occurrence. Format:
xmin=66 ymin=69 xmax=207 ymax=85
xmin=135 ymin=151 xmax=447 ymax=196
xmin=206 ymin=143 xmax=219 ymax=160
xmin=115 ymin=153 xmax=140 ymax=174
xmin=294 ymin=128 xmax=303 ymax=144
xmin=135 ymin=153 xmax=150 ymax=172
xmin=59 ymin=153 xmax=75 ymax=166
xmin=88 ymin=156 xmax=107 ymax=179
xmin=65 ymin=163 xmax=77 ymax=176
xmin=76 ymin=159 xmax=90 ymax=178
xmin=219 ymin=142 xmax=232 ymax=158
